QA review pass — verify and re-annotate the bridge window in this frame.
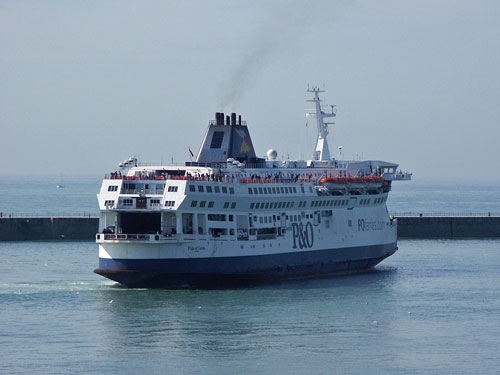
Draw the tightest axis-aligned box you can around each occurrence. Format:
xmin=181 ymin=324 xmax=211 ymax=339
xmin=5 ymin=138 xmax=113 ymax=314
xmin=191 ymin=201 xmax=197 ymax=207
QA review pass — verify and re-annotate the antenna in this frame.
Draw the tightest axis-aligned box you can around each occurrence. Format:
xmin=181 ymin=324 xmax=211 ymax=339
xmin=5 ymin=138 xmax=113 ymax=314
xmin=306 ymin=87 xmax=336 ymax=161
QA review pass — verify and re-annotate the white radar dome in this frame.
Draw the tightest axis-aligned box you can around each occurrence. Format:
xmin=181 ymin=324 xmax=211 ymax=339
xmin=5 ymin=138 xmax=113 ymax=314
xmin=267 ymin=149 xmax=278 ymax=161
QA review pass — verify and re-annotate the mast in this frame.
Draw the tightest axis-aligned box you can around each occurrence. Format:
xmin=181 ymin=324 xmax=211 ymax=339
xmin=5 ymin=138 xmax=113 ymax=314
xmin=306 ymin=87 xmax=336 ymax=161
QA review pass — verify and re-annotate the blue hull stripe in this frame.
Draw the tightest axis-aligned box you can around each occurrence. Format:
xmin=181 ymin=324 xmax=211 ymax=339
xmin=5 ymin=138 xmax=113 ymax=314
xmin=95 ymin=243 xmax=397 ymax=288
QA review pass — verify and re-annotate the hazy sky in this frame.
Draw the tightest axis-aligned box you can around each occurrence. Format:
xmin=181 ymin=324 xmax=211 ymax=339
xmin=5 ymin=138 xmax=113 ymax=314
xmin=1 ymin=0 xmax=499 ymax=179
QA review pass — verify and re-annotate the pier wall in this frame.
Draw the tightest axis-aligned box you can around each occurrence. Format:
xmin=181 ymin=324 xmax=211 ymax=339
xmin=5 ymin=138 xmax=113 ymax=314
xmin=0 ymin=217 xmax=99 ymax=241
xmin=396 ymin=216 xmax=500 ymax=238
xmin=1 ymin=216 xmax=499 ymax=241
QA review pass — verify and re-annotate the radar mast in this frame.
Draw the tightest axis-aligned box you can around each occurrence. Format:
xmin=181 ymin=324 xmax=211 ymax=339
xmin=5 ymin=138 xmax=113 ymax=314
xmin=306 ymin=87 xmax=336 ymax=161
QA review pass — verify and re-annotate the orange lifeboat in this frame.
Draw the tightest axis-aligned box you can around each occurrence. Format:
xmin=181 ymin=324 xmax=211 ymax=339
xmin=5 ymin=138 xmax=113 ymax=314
xmin=319 ymin=177 xmax=347 ymax=190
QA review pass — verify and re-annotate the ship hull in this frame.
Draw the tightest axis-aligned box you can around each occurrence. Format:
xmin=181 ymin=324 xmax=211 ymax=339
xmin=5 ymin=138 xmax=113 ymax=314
xmin=94 ymin=242 xmax=397 ymax=288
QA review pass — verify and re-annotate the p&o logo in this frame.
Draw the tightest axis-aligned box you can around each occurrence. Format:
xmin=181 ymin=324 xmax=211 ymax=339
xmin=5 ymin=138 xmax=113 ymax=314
xmin=292 ymin=222 xmax=314 ymax=249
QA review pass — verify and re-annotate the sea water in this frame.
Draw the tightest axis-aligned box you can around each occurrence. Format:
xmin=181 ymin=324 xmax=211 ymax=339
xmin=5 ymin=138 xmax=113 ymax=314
xmin=1 ymin=177 xmax=500 ymax=373
xmin=0 ymin=240 xmax=499 ymax=374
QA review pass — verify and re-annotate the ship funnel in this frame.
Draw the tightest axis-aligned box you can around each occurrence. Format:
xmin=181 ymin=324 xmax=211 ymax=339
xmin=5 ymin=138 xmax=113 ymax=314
xmin=216 ymin=112 xmax=226 ymax=125
xmin=226 ymin=115 xmax=230 ymax=125
xmin=231 ymin=113 xmax=237 ymax=126
xmin=238 ymin=115 xmax=242 ymax=125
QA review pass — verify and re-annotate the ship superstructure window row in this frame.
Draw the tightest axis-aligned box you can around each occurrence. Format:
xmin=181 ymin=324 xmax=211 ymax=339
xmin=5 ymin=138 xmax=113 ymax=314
xmin=108 ymin=185 xmax=118 ymax=192
xmin=104 ymin=200 xmax=115 ymax=207
xmin=249 ymin=186 xmax=299 ymax=195
xmin=122 ymin=199 xmax=133 ymax=206
xmin=165 ymin=201 xmax=175 ymax=207
xmin=167 ymin=186 xmax=178 ymax=192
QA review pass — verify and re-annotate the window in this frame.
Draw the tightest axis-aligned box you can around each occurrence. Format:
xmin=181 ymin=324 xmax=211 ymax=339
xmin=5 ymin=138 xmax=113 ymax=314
xmin=265 ymin=202 xmax=270 ymax=209
xmin=250 ymin=203 xmax=255 ymax=209
xmin=264 ymin=187 xmax=268 ymax=194
xmin=253 ymin=187 xmax=258 ymax=194
xmin=310 ymin=201 xmax=314 ymax=207
xmin=280 ymin=187 xmax=285 ymax=194
xmin=104 ymin=200 xmax=115 ymax=207
xmin=259 ymin=187 xmax=263 ymax=194
xmin=191 ymin=201 xmax=198 ymax=207
xmin=123 ymin=199 xmax=133 ymax=206
xmin=199 ymin=201 xmax=206 ymax=207
xmin=208 ymin=214 xmax=226 ymax=221
xmin=231 ymin=202 xmax=236 ymax=209
xmin=259 ymin=217 xmax=263 ymax=223
xmin=285 ymin=187 xmax=289 ymax=194
xmin=229 ymin=215 xmax=234 ymax=222
xmin=222 ymin=186 xmax=227 ymax=194
xmin=198 ymin=185 xmax=204 ymax=192
xmin=208 ymin=201 xmax=214 ymax=208
xmin=293 ymin=187 xmax=297 ymax=193
xmin=168 ymin=186 xmax=178 ymax=192
xmin=229 ymin=187 xmax=234 ymax=194
xmin=150 ymin=199 xmax=160 ymax=205
xmin=301 ymin=186 xmax=305 ymax=193
xmin=290 ymin=202 xmax=295 ymax=208
xmin=108 ymin=185 xmax=118 ymax=192
xmin=165 ymin=201 xmax=175 ymax=207
xmin=215 ymin=186 xmax=220 ymax=193
xmin=206 ymin=186 xmax=212 ymax=193
xmin=255 ymin=203 xmax=260 ymax=209
xmin=248 ymin=188 xmax=253 ymax=194
xmin=224 ymin=202 xmax=229 ymax=209
xmin=210 ymin=131 xmax=224 ymax=148
xmin=272 ymin=187 xmax=277 ymax=194
xmin=189 ymin=185 xmax=195 ymax=192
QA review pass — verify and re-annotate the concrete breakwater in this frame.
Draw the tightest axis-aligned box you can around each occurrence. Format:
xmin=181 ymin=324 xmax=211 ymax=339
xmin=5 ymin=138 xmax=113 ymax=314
xmin=1 ymin=216 xmax=499 ymax=241
xmin=396 ymin=216 xmax=500 ymax=238
xmin=0 ymin=217 xmax=99 ymax=241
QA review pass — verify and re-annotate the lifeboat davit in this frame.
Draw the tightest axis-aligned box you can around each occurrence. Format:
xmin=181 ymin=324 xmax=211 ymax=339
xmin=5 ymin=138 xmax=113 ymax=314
xmin=319 ymin=177 xmax=347 ymax=190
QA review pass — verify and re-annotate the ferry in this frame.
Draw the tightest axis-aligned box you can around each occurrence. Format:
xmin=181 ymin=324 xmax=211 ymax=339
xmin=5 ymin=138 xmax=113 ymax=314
xmin=94 ymin=88 xmax=411 ymax=287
